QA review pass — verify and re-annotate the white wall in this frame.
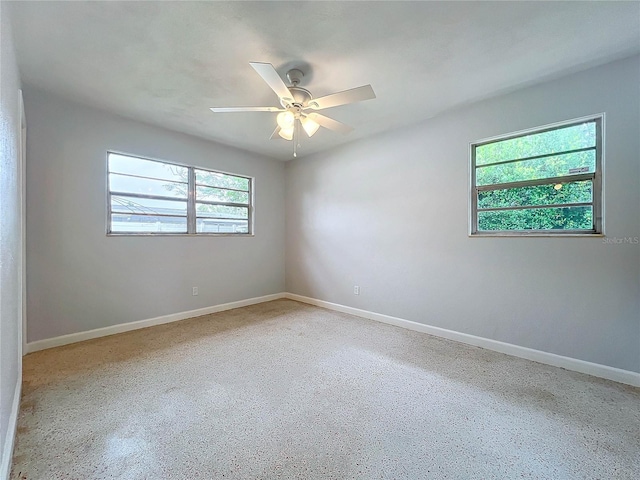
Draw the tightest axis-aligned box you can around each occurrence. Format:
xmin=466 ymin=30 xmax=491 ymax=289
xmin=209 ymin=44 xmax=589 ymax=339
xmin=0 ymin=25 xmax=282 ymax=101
xmin=0 ymin=2 xmax=23 ymax=476
xmin=24 ymin=88 xmax=285 ymax=343
xmin=286 ymin=55 xmax=640 ymax=373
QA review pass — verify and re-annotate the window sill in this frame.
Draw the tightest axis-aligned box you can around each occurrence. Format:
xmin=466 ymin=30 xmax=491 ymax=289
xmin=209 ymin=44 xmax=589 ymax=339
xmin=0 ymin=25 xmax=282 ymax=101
xmin=469 ymin=232 xmax=604 ymax=238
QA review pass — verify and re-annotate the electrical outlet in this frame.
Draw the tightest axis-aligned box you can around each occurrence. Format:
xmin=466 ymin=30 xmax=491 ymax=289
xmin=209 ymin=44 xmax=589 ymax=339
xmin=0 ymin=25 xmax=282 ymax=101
xmin=354 ymin=285 xmax=360 ymax=295
xmin=192 ymin=287 xmax=198 ymax=296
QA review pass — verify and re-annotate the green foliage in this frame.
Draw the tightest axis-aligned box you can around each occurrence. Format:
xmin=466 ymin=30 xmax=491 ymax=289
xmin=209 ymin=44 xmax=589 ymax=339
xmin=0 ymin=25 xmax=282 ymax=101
xmin=479 ymin=206 xmax=592 ymax=230
xmin=478 ymin=181 xmax=592 ymax=209
xmin=476 ymin=151 xmax=595 ymax=186
xmin=196 ymin=186 xmax=249 ymax=205
xmin=195 ymin=170 xmax=249 ymax=191
xmin=475 ymin=121 xmax=597 ymax=231
xmin=476 ymin=123 xmax=595 ymax=165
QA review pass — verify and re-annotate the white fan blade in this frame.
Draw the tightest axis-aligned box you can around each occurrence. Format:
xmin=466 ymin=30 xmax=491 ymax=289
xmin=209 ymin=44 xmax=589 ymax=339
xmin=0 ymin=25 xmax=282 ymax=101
xmin=306 ymin=113 xmax=354 ymax=135
xmin=210 ymin=106 xmax=283 ymax=113
xmin=305 ymin=85 xmax=375 ymax=110
xmin=249 ymin=62 xmax=294 ymax=104
xmin=270 ymin=126 xmax=281 ymax=140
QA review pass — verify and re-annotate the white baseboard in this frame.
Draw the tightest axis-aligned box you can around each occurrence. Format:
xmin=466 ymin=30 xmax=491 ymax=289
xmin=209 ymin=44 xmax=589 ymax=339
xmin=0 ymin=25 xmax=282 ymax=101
xmin=1 ymin=373 xmax=21 ymax=480
xmin=25 ymin=293 xmax=286 ymax=354
xmin=22 ymin=291 xmax=639 ymax=387
xmin=284 ymin=293 xmax=640 ymax=388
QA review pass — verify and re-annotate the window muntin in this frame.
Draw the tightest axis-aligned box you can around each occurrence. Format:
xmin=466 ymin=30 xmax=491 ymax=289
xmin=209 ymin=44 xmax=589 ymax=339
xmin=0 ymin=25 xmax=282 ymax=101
xmin=475 ymin=122 xmax=596 ymax=165
xmin=471 ymin=116 xmax=602 ymax=235
xmin=477 ymin=181 xmax=593 ymax=209
xmin=110 ymin=196 xmax=188 ymax=216
xmin=108 ymin=154 xmax=188 ymax=181
xmin=108 ymin=173 xmax=188 ymax=199
xmin=477 ymin=205 xmax=594 ymax=231
xmin=110 ymin=214 xmax=188 ymax=234
xmin=195 ymin=170 xmax=250 ymax=190
xmin=475 ymin=150 xmax=596 ymax=186
xmin=107 ymin=152 xmax=252 ymax=235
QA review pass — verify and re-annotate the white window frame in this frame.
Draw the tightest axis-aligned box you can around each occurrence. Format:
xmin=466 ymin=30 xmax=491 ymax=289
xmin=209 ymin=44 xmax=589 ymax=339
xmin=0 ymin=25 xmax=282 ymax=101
xmin=469 ymin=114 xmax=604 ymax=236
xmin=107 ymin=151 xmax=254 ymax=236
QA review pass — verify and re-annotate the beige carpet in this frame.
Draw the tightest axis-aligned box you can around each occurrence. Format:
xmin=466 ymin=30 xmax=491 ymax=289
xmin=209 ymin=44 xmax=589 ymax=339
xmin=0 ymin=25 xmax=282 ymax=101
xmin=11 ymin=299 xmax=640 ymax=479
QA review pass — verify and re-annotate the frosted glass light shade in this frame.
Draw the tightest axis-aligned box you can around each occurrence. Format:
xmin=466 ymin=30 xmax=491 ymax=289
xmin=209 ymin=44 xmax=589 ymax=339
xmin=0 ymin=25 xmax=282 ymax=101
xmin=276 ymin=111 xmax=295 ymax=129
xmin=278 ymin=127 xmax=294 ymax=140
xmin=301 ymin=117 xmax=320 ymax=137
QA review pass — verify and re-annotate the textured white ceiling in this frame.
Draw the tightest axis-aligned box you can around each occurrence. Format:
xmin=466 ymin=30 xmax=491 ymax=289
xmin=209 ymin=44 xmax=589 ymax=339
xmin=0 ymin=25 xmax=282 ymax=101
xmin=8 ymin=1 xmax=640 ymax=160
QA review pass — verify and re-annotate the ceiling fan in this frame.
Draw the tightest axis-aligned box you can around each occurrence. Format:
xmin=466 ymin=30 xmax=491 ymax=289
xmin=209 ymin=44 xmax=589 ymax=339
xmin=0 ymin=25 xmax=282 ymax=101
xmin=210 ymin=62 xmax=376 ymax=157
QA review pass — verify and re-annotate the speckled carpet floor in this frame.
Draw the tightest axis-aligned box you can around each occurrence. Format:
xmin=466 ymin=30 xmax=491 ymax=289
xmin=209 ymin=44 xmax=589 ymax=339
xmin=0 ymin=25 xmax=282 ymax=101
xmin=11 ymin=299 xmax=640 ymax=479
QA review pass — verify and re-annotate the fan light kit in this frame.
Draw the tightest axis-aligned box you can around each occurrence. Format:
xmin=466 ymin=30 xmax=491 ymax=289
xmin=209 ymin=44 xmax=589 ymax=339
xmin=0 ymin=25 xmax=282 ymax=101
xmin=211 ymin=62 xmax=376 ymax=157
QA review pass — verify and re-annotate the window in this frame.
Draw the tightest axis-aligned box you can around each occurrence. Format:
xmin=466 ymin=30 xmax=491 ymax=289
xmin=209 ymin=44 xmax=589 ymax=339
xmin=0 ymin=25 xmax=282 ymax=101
xmin=470 ymin=115 xmax=603 ymax=235
xmin=107 ymin=152 xmax=252 ymax=235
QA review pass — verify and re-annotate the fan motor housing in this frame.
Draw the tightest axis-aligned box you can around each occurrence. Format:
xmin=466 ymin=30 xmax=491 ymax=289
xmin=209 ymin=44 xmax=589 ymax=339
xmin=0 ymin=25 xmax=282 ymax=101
xmin=286 ymin=68 xmax=304 ymax=86
xmin=281 ymin=86 xmax=312 ymax=108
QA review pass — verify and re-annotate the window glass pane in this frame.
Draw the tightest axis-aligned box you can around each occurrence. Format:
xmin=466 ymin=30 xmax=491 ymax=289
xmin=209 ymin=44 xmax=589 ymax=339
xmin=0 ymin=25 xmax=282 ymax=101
xmin=111 ymin=196 xmax=187 ymax=216
xmin=476 ymin=122 xmax=596 ymax=166
xmin=110 ymin=214 xmax=187 ymax=233
xmin=196 ymin=186 xmax=249 ymax=204
xmin=196 ymin=219 xmax=249 ymax=234
xmin=478 ymin=180 xmax=592 ymax=209
xmin=109 ymin=173 xmax=187 ymax=199
xmin=476 ymin=150 xmax=595 ymax=186
xmin=108 ymin=154 xmax=188 ymax=182
xmin=478 ymin=206 xmax=593 ymax=231
xmin=195 ymin=169 xmax=249 ymax=191
xmin=107 ymin=153 xmax=253 ymax=235
xmin=195 ymin=204 xmax=248 ymax=219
